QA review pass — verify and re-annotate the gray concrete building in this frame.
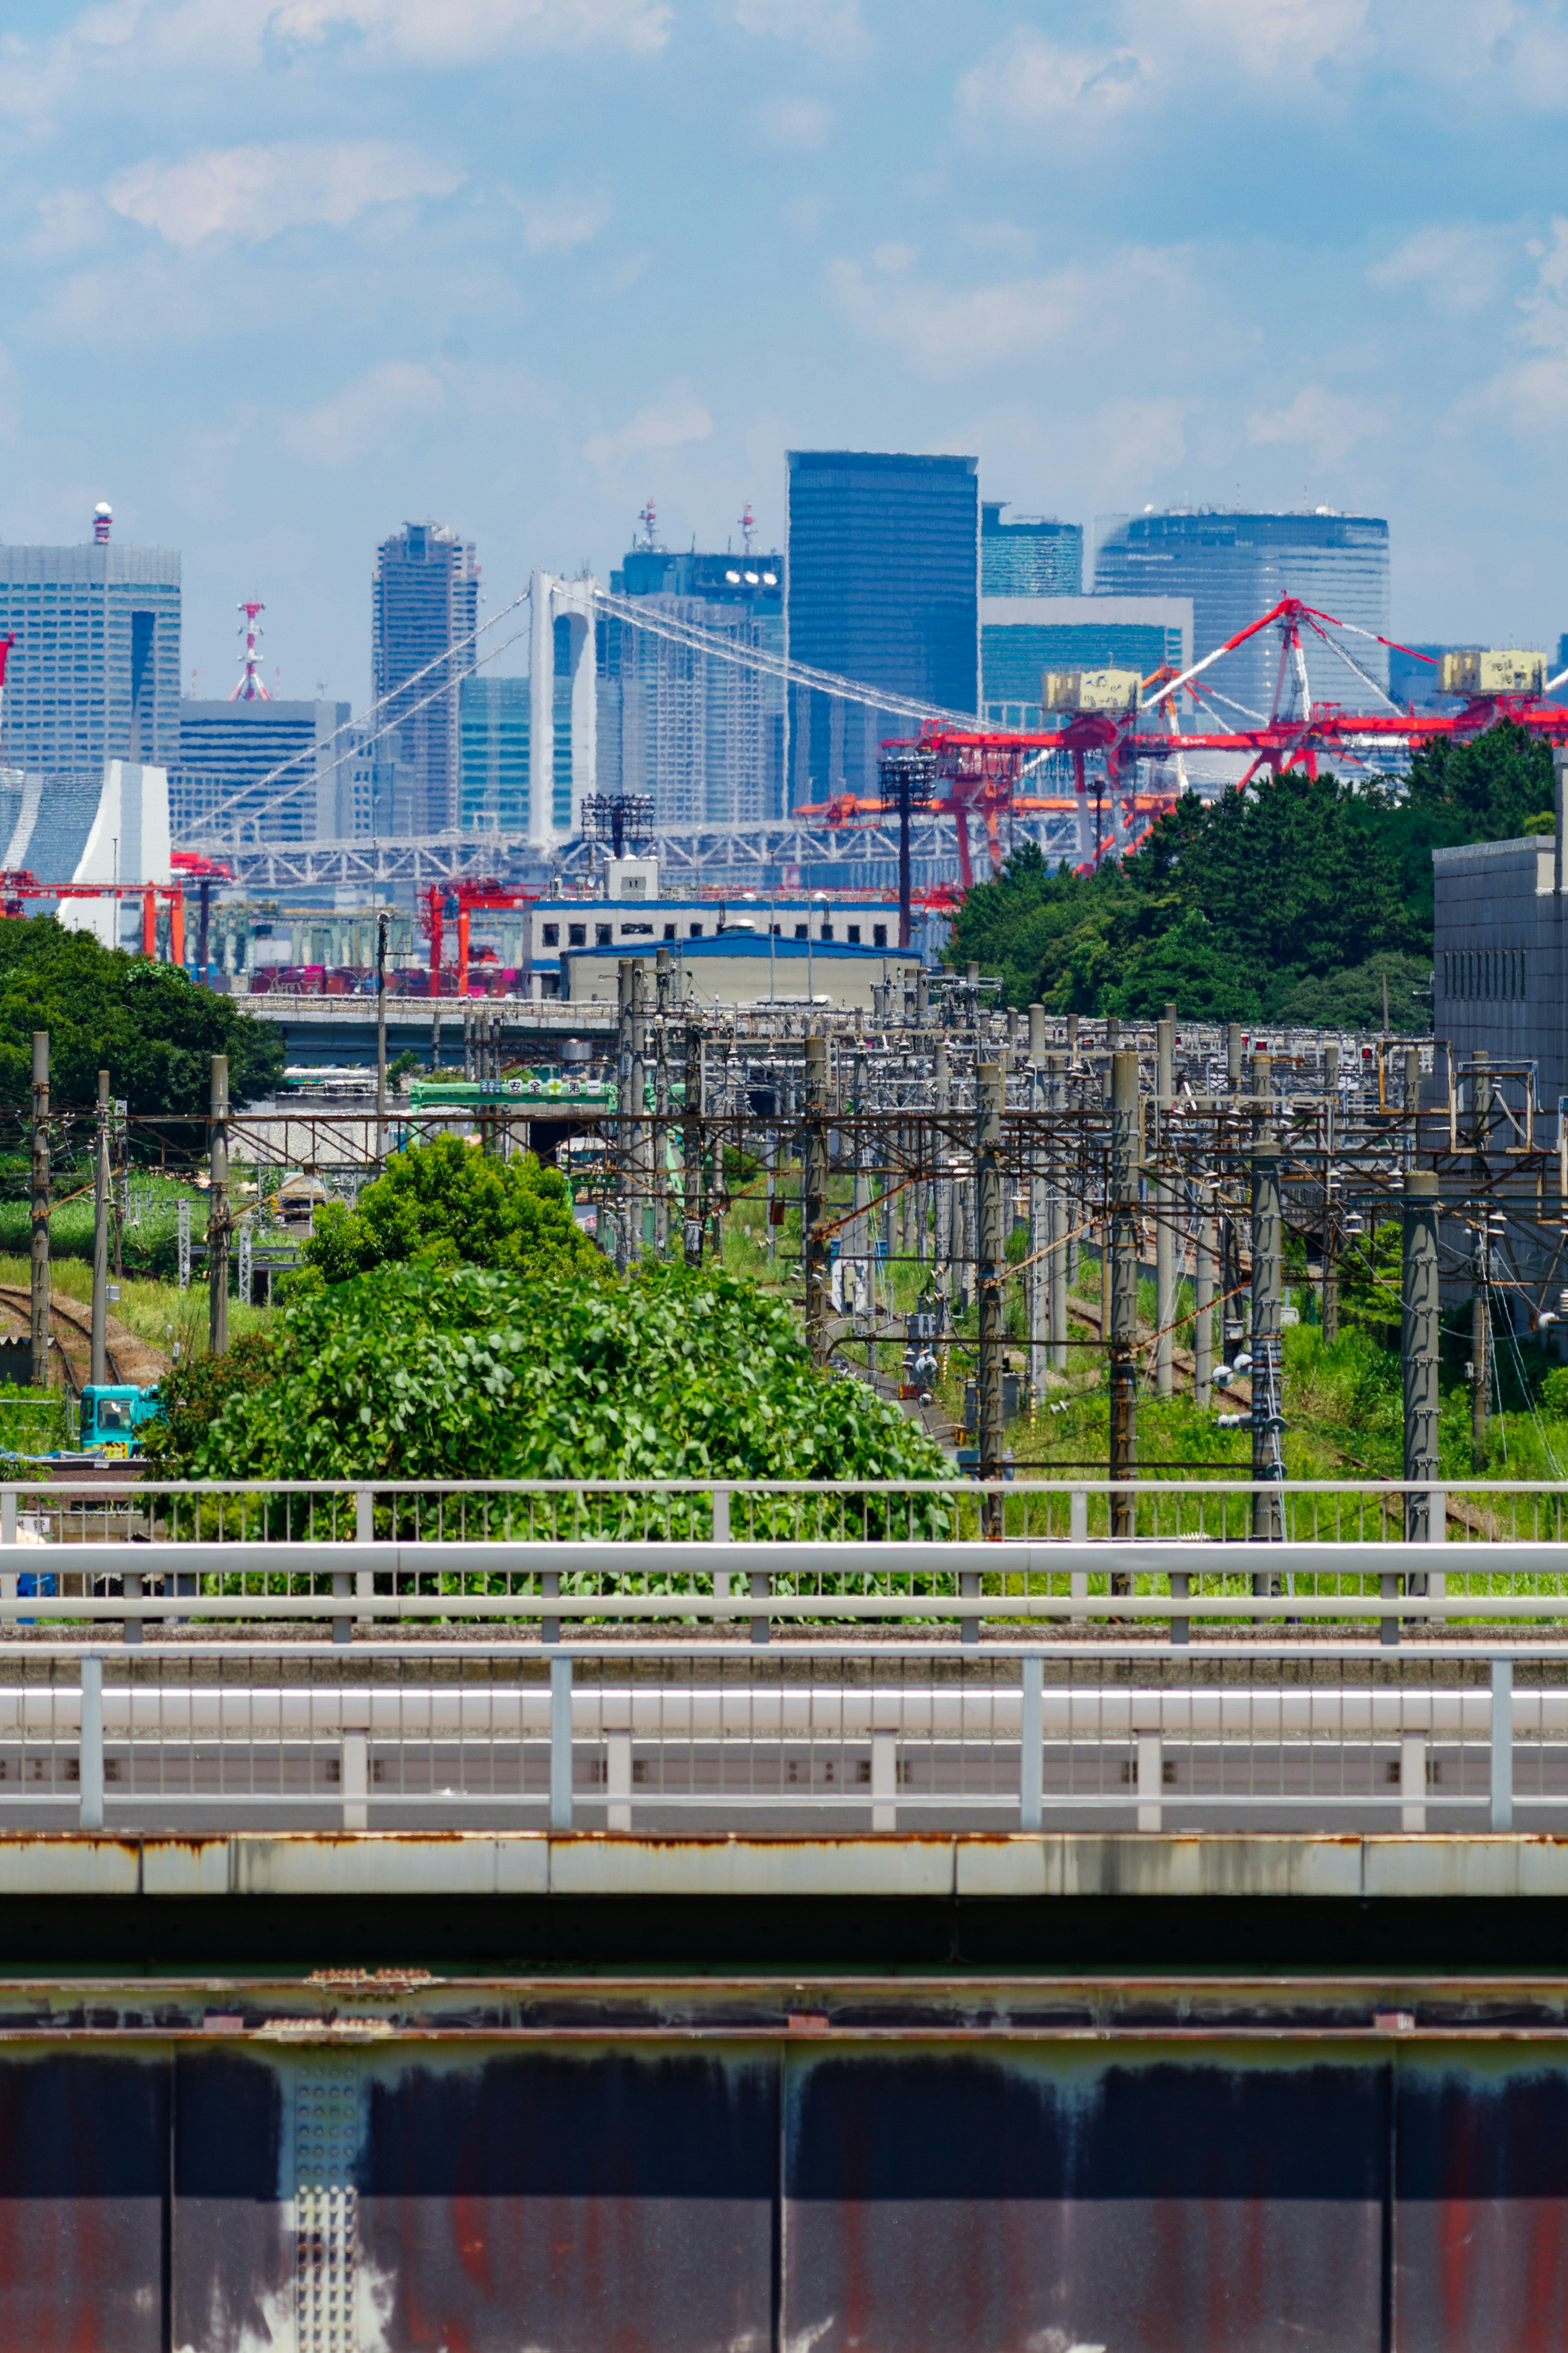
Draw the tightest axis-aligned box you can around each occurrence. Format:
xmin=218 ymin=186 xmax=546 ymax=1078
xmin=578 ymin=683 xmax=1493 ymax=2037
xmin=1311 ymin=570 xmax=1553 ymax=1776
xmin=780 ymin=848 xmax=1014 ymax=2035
xmin=1430 ymin=772 xmax=1568 ymax=1109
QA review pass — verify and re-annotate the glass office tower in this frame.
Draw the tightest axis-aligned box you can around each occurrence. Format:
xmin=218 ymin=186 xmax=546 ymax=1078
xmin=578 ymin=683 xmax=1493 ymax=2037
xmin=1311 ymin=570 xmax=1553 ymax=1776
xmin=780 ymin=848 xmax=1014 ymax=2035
xmin=785 ymin=451 xmax=978 ymax=809
xmin=598 ymin=546 xmax=785 ymax=827
xmin=371 ymin=520 xmax=479 ymax=834
xmin=981 ymin=503 xmax=1082 ymax=595
xmin=1093 ymin=509 xmax=1390 ymax=714
xmin=0 ymin=540 xmax=180 ymax=778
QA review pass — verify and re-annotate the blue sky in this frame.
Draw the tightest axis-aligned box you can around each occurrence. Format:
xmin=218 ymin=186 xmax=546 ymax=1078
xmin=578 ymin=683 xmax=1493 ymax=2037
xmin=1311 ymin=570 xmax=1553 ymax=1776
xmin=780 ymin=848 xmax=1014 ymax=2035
xmin=2 ymin=0 xmax=1566 ymax=707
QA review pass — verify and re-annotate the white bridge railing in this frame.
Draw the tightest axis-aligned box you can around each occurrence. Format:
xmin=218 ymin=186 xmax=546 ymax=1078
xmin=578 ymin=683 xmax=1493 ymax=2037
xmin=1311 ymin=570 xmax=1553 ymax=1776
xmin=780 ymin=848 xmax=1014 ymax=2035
xmin=0 ymin=1479 xmax=1564 ymax=1642
xmin=0 ymin=1639 xmax=1547 ymax=1838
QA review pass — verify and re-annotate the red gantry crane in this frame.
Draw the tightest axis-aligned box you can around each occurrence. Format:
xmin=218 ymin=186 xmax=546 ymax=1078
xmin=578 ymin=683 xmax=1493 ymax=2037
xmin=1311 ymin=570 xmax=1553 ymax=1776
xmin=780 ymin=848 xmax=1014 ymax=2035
xmin=795 ymin=599 xmax=1568 ymax=931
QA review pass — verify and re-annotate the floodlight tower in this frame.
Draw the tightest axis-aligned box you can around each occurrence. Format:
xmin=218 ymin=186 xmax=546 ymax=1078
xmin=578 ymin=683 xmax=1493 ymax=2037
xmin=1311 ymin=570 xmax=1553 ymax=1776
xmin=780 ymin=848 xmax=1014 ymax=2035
xmin=229 ymin=600 xmax=270 ymax=701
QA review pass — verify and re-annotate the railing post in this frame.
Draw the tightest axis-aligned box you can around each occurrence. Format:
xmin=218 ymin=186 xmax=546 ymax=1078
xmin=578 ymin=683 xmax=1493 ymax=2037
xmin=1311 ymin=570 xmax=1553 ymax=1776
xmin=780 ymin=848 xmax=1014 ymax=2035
xmin=605 ymin=1726 xmax=632 ymax=1833
xmin=871 ymin=1730 xmax=898 ymax=1833
xmin=1019 ymin=1656 xmax=1042 ymax=1831
xmin=1169 ymin=1569 xmax=1189 ymax=1648
xmin=1135 ymin=1723 xmax=1163 ymax=1832
xmin=712 ymin=1485 xmax=732 ymax=1614
xmin=78 ymin=1653 xmax=103 ymax=1832
xmin=1491 ymin=1657 xmax=1514 ymax=1832
xmin=549 ymin=1655 xmax=574 ymax=1830
xmin=354 ymin=1486 xmax=374 ymax=1631
xmin=339 ymin=1695 xmax=369 ymax=1831
xmin=1400 ymin=1731 xmax=1427 ymax=1833
xmin=1069 ymin=1487 xmax=1087 ymax=1620
xmin=122 ymin=1567 xmax=142 ymax=1648
xmin=0 ymin=1489 xmax=15 ymax=1610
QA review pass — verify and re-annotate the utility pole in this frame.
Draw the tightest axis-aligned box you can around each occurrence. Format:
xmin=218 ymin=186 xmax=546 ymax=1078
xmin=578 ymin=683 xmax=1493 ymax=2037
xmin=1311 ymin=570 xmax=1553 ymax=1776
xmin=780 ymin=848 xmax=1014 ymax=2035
xmin=1250 ymin=1135 xmax=1285 ymax=1552
xmin=1193 ymin=1185 xmax=1215 ymax=1411
xmin=1047 ymin=1051 xmax=1067 ymax=1375
xmin=374 ymin=909 xmax=389 ymax=1169
xmin=976 ymin=1061 xmax=1005 ymax=1497
xmin=803 ymin=1035 xmax=830 ymax=1368
xmin=1321 ymin=1041 xmax=1339 ymax=1343
xmin=1472 ymin=1049 xmax=1492 ymax=1472
xmin=682 ymin=1023 xmax=704 ymax=1266
xmin=1402 ymin=1170 xmax=1441 ymax=1547
xmin=91 ymin=1070 xmax=110 ymax=1390
xmin=1107 ymin=1049 xmax=1139 ymax=1542
xmin=208 ymin=1054 xmax=229 ymax=1358
xmin=1027 ymin=1007 xmax=1047 ymax=1399
xmin=1154 ymin=1015 xmax=1174 ymax=1397
xmin=933 ymin=1041 xmax=951 ymax=1307
xmin=29 ymin=1033 xmax=49 ymax=1392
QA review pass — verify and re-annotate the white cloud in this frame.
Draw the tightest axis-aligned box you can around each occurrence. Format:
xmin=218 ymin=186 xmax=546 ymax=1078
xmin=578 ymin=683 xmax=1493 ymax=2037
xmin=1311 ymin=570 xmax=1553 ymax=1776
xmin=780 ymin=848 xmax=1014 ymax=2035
xmin=505 ymin=186 xmax=613 ymax=254
xmin=1247 ymin=384 xmax=1392 ymax=465
xmin=107 ymin=141 xmax=463 ymax=246
xmin=27 ymin=190 xmax=109 ymax=259
xmin=1367 ymin=223 xmax=1514 ymax=314
xmin=957 ymin=33 xmax=1145 ymax=129
xmin=752 ymin=97 xmax=835 ymax=150
xmin=281 ymin=359 xmax=446 ymax=465
xmin=584 ymin=387 xmax=713 ymax=475
xmin=1152 ymin=0 xmax=1368 ymax=78
xmin=723 ymin=0 xmax=866 ymax=59
xmin=268 ymin=0 xmax=670 ymax=58
xmin=1519 ymin=217 xmax=1568 ymax=348
xmin=829 ymin=250 xmax=1184 ymax=377
xmin=957 ymin=0 xmax=1370 ymax=134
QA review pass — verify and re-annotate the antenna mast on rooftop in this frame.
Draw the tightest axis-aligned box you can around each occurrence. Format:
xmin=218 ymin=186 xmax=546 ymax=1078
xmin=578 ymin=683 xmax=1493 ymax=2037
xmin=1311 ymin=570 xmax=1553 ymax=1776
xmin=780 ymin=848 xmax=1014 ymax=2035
xmin=229 ymin=600 xmax=270 ymax=702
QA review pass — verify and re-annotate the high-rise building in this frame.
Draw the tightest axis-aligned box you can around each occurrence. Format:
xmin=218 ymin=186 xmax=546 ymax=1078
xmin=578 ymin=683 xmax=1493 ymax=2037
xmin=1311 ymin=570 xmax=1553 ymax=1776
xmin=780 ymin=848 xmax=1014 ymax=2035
xmin=174 ymin=698 xmax=350 ymax=844
xmin=785 ymin=451 xmax=979 ymax=809
xmin=460 ymin=676 xmax=530 ymax=832
xmin=1093 ymin=509 xmax=1390 ymax=714
xmin=371 ymin=520 xmax=479 ymax=833
xmin=598 ymin=544 xmax=785 ymax=827
xmin=0 ymin=521 xmax=179 ymax=778
xmin=981 ymin=503 xmax=1082 ymax=595
xmin=981 ymin=596 xmax=1192 ymax=729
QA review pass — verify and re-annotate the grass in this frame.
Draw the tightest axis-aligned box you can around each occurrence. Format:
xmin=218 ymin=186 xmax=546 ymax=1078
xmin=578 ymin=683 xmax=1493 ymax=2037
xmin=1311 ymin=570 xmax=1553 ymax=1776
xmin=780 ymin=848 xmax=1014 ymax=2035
xmin=0 ymin=1253 xmax=273 ymax=1363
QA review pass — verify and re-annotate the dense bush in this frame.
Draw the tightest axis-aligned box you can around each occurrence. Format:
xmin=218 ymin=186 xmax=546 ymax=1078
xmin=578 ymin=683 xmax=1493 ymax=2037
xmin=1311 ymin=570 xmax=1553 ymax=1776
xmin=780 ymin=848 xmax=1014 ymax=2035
xmin=145 ymin=1258 xmax=949 ymax=1488
xmin=301 ymin=1133 xmax=601 ymax=1284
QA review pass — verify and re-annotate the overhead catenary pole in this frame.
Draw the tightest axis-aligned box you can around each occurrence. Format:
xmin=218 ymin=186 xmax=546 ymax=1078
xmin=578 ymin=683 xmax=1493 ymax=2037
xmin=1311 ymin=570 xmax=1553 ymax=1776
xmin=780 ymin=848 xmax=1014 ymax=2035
xmin=1027 ymin=1006 xmax=1047 ymax=1398
xmin=682 ymin=1021 xmax=705 ymax=1266
xmin=976 ymin=1060 xmax=1005 ymax=1500
xmin=1472 ymin=1049 xmax=1492 ymax=1472
xmin=1047 ymin=1052 xmax=1067 ymax=1375
xmin=208 ymin=1054 xmax=229 ymax=1358
xmin=1193 ymin=1186 xmax=1216 ymax=1411
xmin=1250 ymin=1133 xmax=1285 ymax=1552
xmin=29 ymin=1033 xmax=49 ymax=1392
xmin=1154 ymin=1015 xmax=1175 ymax=1398
xmin=1321 ymin=1041 xmax=1340 ymax=1343
xmin=1402 ymin=1170 xmax=1441 ymax=1547
xmin=90 ymin=1069 xmax=110 ymax=1390
xmin=803 ymin=1034 xmax=831 ymax=1369
xmin=1107 ymin=1049 xmax=1139 ymax=1543
xmin=375 ymin=909 xmax=389 ymax=1169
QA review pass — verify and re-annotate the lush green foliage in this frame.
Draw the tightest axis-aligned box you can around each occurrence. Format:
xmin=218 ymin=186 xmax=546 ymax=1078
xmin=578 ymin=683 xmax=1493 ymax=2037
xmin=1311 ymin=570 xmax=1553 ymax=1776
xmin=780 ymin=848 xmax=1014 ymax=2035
xmin=949 ymin=724 xmax=1551 ymax=1019
xmin=0 ymin=918 xmax=283 ymax=1113
xmin=141 ymin=1330 xmax=279 ymax=1476
xmin=149 ymin=1258 xmax=949 ymax=1487
xmin=302 ymin=1133 xmax=601 ymax=1284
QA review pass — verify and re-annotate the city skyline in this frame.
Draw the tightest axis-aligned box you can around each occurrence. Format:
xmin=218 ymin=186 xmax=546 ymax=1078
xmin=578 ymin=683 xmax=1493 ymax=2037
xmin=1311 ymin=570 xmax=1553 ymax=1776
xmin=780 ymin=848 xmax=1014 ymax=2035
xmin=0 ymin=1 xmax=1564 ymax=715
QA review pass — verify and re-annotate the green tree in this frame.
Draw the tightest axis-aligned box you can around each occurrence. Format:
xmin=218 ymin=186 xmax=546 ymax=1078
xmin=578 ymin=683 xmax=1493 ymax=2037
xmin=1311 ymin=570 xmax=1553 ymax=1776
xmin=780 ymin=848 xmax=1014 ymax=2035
xmin=0 ymin=918 xmax=283 ymax=1113
xmin=301 ymin=1131 xmax=602 ymax=1284
xmin=150 ymin=1259 xmax=949 ymax=1487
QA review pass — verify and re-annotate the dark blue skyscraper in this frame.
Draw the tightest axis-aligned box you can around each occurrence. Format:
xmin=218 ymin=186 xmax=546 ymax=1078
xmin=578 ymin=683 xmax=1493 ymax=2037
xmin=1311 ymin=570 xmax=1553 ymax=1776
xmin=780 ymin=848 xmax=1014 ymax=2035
xmin=784 ymin=451 xmax=978 ymax=809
